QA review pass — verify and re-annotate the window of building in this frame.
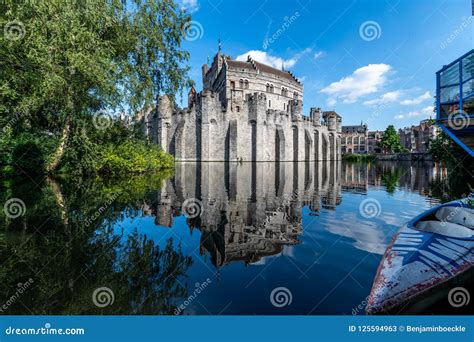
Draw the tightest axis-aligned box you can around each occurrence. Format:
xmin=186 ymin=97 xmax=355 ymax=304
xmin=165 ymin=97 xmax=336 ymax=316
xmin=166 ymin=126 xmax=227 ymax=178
xmin=293 ymin=92 xmax=298 ymax=99
xmin=283 ymin=103 xmax=286 ymax=110
xmin=269 ymin=100 xmax=271 ymax=107
xmin=266 ymin=83 xmax=270 ymax=92
xmin=239 ymin=79 xmax=243 ymax=88
xmin=236 ymin=106 xmax=240 ymax=112
xmin=230 ymin=81 xmax=235 ymax=90
xmin=244 ymin=80 xmax=249 ymax=89
xmin=270 ymin=84 xmax=274 ymax=93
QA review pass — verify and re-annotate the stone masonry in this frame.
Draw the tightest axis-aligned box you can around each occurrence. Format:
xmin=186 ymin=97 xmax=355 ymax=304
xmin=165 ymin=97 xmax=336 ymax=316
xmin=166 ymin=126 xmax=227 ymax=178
xmin=138 ymin=48 xmax=342 ymax=161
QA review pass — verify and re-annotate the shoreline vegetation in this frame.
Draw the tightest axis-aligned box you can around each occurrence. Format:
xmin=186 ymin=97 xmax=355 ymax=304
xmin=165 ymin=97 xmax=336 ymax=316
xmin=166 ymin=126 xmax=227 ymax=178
xmin=1 ymin=0 xmax=191 ymax=179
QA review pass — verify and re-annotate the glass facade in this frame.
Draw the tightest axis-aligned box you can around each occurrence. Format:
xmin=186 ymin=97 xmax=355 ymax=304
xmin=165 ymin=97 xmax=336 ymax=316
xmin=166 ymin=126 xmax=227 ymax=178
xmin=437 ymin=50 xmax=474 ymax=120
xmin=436 ymin=49 xmax=474 ymax=157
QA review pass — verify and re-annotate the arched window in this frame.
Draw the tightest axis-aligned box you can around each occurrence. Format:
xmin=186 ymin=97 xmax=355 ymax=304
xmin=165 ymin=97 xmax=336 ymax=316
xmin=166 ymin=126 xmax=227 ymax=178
xmin=293 ymin=92 xmax=298 ymax=99
xmin=239 ymin=79 xmax=244 ymax=88
xmin=244 ymin=80 xmax=249 ymax=89
xmin=269 ymin=100 xmax=271 ymax=108
xmin=270 ymin=84 xmax=274 ymax=93
xmin=283 ymin=103 xmax=286 ymax=110
xmin=266 ymin=83 xmax=270 ymax=92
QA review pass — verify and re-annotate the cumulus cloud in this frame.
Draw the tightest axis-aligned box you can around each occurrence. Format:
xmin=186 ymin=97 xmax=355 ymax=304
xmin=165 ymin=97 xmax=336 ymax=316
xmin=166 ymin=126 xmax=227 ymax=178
xmin=395 ymin=105 xmax=434 ymax=120
xmin=407 ymin=106 xmax=434 ymax=117
xmin=400 ymin=91 xmax=431 ymax=105
xmin=176 ymin=0 xmax=199 ymax=13
xmin=236 ymin=48 xmax=310 ymax=69
xmin=363 ymin=90 xmax=402 ymax=106
xmin=320 ymin=64 xmax=392 ymax=105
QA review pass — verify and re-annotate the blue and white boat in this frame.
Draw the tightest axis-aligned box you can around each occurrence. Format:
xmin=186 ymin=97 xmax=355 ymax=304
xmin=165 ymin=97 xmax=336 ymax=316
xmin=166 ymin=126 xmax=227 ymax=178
xmin=366 ymin=198 xmax=474 ymax=314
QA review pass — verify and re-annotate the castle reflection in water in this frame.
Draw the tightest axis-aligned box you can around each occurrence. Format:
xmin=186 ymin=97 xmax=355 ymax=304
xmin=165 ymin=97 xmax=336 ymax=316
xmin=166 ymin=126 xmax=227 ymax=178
xmin=146 ymin=161 xmax=444 ymax=268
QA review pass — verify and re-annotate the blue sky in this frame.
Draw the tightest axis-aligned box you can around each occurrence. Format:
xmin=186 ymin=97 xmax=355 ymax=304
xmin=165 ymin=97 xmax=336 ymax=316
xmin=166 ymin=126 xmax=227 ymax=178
xmin=177 ymin=0 xmax=473 ymax=130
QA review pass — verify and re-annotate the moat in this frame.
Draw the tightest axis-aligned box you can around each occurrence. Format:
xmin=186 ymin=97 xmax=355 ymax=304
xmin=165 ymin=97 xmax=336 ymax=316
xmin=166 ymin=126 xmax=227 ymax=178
xmin=0 ymin=161 xmax=471 ymax=315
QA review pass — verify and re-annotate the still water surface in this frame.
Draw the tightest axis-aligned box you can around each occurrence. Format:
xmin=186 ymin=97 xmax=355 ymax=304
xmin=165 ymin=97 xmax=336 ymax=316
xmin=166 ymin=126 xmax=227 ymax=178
xmin=0 ymin=161 xmax=467 ymax=315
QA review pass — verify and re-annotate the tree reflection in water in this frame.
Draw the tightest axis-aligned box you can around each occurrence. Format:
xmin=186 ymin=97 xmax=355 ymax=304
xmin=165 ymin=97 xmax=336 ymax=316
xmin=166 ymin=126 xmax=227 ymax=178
xmin=0 ymin=172 xmax=193 ymax=315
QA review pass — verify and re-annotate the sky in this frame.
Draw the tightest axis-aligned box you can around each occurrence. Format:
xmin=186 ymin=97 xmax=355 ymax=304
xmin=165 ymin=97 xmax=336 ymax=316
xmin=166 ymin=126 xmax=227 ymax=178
xmin=176 ymin=0 xmax=473 ymax=131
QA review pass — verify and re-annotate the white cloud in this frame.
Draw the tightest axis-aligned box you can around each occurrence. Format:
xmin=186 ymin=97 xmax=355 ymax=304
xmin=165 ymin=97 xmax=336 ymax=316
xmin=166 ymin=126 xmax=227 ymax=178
xmin=398 ymin=106 xmax=434 ymax=119
xmin=176 ymin=0 xmax=199 ymax=13
xmin=236 ymin=49 xmax=310 ymax=69
xmin=400 ymin=91 xmax=431 ymax=105
xmin=363 ymin=90 xmax=402 ymax=106
xmin=394 ymin=114 xmax=405 ymax=120
xmin=314 ymin=51 xmax=323 ymax=60
xmin=320 ymin=64 xmax=392 ymax=105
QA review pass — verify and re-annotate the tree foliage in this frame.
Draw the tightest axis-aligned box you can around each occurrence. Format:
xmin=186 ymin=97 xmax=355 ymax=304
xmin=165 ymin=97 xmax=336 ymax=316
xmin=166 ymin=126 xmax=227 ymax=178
xmin=0 ymin=0 xmax=190 ymax=174
xmin=378 ymin=125 xmax=406 ymax=153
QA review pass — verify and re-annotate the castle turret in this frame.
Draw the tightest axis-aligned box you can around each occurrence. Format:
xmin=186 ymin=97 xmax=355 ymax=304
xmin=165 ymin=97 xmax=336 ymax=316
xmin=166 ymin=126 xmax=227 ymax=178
xmin=290 ymin=99 xmax=303 ymax=119
xmin=310 ymin=107 xmax=322 ymax=126
xmin=247 ymin=92 xmax=267 ymax=123
xmin=323 ymin=111 xmax=337 ymax=131
xmin=202 ymin=64 xmax=209 ymax=89
xmin=157 ymin=95 xmax=173 ymax=150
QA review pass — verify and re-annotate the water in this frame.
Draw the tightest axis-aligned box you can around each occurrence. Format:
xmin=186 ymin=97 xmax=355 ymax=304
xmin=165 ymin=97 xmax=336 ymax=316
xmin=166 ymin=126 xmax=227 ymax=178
xmin=0 ymin=161 xmax=467 ymax=315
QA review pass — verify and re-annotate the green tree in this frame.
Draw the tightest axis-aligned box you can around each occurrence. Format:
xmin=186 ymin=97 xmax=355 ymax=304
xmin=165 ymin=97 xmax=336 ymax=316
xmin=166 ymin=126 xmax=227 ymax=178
xmin=0 ymin=0 xmax=192 ymax=172
xmin=378 ymin=125 xmax=406 ymax=153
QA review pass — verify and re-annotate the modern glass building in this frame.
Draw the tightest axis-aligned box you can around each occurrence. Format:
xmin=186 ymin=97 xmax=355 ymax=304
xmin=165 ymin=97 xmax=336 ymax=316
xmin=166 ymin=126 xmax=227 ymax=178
xmin=436 ymin=49 xmax=474 ymax=156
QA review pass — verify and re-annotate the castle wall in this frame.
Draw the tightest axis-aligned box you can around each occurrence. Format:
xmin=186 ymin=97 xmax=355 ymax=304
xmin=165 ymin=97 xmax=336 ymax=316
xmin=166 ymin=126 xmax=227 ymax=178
xmin=156 ymin=91 xmax=341 ymax=162
xmin=151 ymin=53 xmax=341 ymax=162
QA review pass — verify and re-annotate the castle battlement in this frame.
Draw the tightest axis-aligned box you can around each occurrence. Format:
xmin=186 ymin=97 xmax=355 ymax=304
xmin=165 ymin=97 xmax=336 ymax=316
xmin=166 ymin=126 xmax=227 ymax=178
xmin=139 ymin=48 xmax=342 ymax=162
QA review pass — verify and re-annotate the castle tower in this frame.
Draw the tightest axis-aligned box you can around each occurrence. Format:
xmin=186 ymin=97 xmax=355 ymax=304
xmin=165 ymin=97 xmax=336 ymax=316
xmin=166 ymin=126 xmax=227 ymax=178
xmin=157 ymin=95 xmax=173 ymax=152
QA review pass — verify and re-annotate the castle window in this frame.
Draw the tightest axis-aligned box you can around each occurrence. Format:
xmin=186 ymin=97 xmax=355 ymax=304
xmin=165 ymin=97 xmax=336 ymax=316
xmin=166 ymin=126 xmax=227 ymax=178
xmin=283 ymin=103 xmax=286 ymax=110
xmin=239 ymin=79 xmax=244 ymax=88
xmin=244 ymin=80 xmax=249 ymax=89
xmin=269 ymin=100 xmax=271 ymax=108
xmin=270 ymin=84 xmax=274 ymax=93
xmin=236 ymin=106 xmax=240 ymax=112
xmin=293 ymin=92 xmax=298 ymax=99
xmin=266 ymin=83 xmax=270 ymax=92
xmin=230 ymin=81 xmax=235 ymax=90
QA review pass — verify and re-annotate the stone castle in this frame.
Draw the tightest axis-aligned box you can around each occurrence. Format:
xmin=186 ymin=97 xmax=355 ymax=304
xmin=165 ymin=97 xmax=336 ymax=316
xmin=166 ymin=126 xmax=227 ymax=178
xmin=138 ymin=47 xmax=342 ymax=161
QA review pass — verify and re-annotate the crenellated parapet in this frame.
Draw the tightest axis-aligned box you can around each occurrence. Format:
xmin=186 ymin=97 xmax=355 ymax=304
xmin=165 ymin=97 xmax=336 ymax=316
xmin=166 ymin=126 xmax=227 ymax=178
xmin=141 ymin=48 xmax=342 ymax=162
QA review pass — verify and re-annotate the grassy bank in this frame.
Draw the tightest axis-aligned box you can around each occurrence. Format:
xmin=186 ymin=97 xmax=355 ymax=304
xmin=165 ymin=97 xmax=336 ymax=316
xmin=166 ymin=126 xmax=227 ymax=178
xmin=342 ymin=154 xmax=377 ymax=162
xmin=0 ymin=119 xmax=174 ymax=178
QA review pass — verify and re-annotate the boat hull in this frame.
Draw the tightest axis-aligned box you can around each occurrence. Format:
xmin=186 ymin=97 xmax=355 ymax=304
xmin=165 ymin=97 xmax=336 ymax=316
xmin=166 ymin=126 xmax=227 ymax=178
xmin=366 ymin=201 xmax=474 ymax=314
